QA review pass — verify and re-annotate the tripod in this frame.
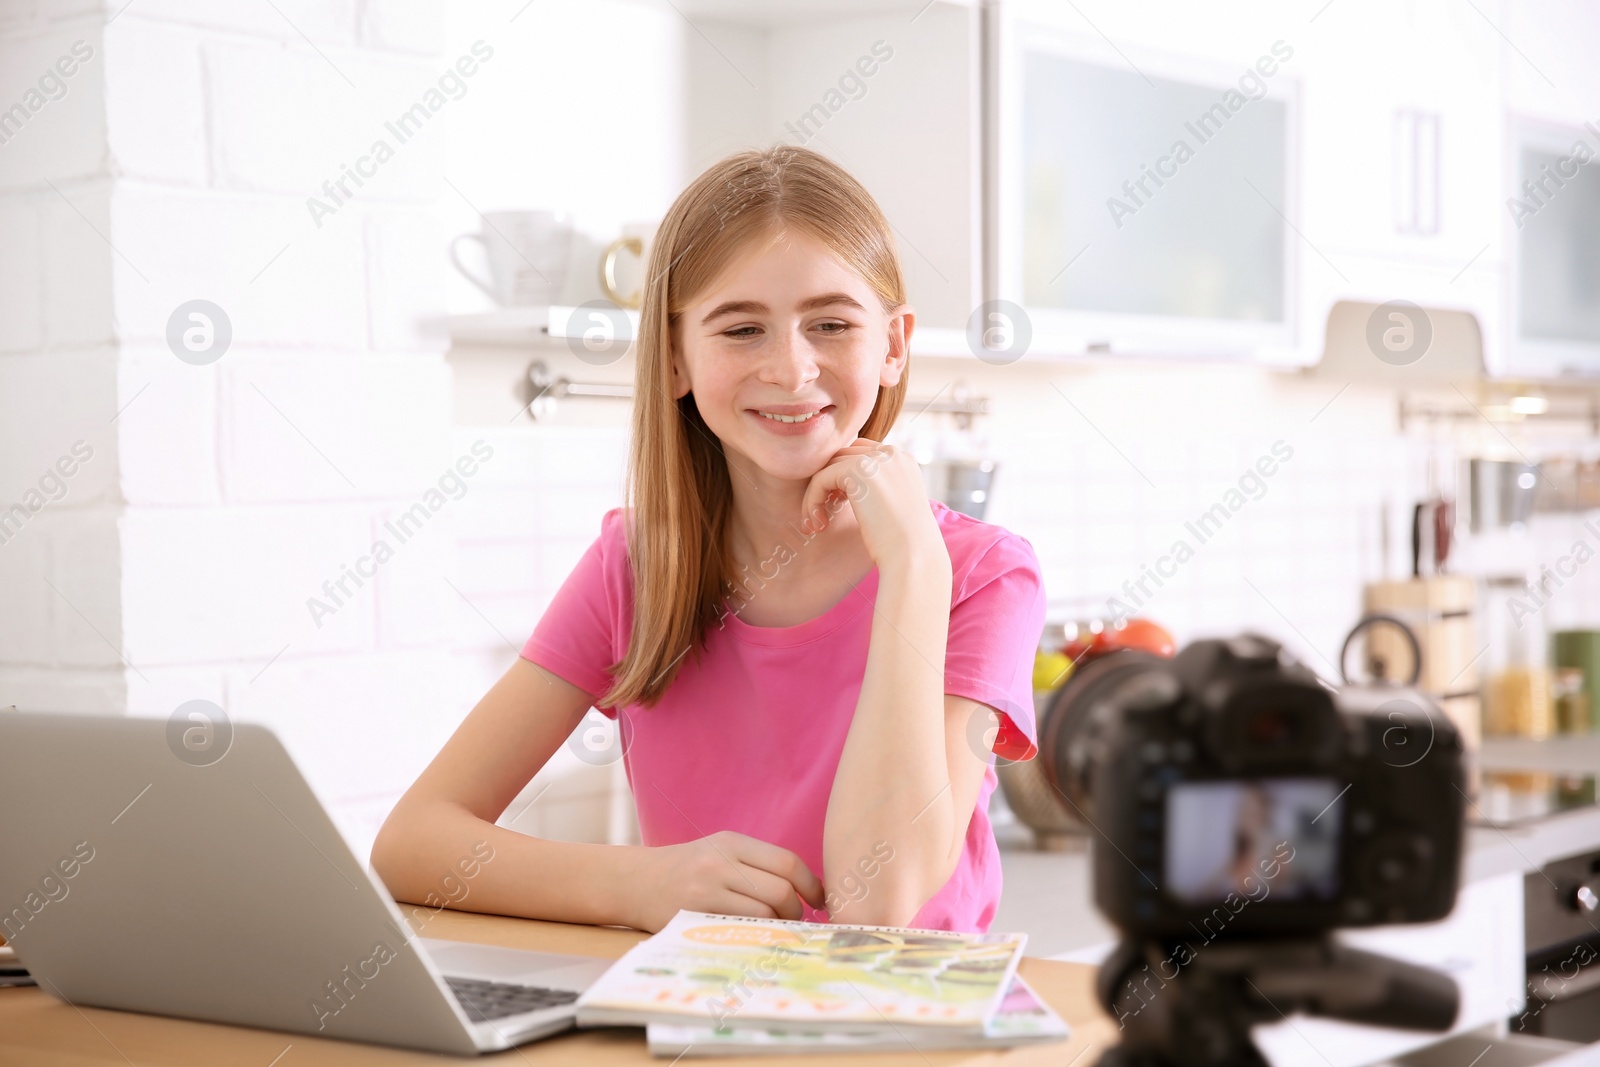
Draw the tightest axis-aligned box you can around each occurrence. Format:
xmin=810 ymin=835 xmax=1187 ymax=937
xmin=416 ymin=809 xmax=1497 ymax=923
xmin=1095 ymin=935 xmax=1460 ymax=1067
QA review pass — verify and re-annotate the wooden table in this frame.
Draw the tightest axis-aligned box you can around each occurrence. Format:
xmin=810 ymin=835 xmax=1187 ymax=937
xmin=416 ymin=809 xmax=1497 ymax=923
xmin=0 ymin=909 xmax=1115 ymax=1065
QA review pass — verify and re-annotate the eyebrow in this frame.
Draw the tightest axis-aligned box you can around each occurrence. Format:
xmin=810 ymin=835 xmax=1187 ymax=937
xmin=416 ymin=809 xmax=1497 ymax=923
xmin=699 ymin=292 xmax=866 ymax=326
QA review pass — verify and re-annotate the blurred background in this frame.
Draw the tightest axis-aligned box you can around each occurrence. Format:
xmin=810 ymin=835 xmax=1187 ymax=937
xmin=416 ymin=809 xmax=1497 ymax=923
xmin=2 ymin=0 xmax=1599 ymax=974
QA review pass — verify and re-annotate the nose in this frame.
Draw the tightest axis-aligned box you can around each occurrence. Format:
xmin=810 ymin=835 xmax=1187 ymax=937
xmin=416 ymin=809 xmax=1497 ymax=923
xmin=757 ymin=321 xmax=819 ymax=393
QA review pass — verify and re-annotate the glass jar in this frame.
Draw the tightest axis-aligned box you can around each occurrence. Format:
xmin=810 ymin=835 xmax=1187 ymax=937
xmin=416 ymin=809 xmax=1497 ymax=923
xmin=1554 ymin=668 xmax=1589 ymax=734
xmin=1480 ymin=575 xmax=1554 ymax=739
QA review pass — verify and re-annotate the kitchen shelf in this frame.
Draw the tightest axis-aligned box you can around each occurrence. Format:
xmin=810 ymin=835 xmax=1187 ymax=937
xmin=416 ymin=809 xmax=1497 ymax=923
xmin=449 ymin=306 xmax=980 ymax=358
xmin=450 ymin=306 xmax=638 ymax=350
xmin=659 ymin=0 xmax=977 ymax=23
xmin=1398 ymin=388 xmax=1600 ymax=435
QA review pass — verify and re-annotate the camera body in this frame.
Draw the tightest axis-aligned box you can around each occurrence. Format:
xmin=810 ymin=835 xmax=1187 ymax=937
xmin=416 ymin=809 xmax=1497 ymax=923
xmin=1048 ymin=634 xmax=1464 ymax=939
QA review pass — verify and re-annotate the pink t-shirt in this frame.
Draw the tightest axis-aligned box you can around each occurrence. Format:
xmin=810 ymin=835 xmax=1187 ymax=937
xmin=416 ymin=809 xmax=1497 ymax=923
xmin=520 ymin=499 xmax=1046 ymax=932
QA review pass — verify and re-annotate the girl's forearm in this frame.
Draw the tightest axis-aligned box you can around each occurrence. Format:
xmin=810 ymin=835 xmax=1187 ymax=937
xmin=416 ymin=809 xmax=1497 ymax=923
xmin=823 ymin=551 xmax=955 ymax=927
xmin=372 ymin=800 xmax=640 ymax=930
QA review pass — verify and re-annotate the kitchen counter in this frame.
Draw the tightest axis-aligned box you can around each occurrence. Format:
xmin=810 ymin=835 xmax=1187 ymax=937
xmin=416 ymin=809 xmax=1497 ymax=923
xmin=1466 ymin=804 xmax=1600 ymax=883
xmin=1469 ymin=735 xmax=1600 ymax=882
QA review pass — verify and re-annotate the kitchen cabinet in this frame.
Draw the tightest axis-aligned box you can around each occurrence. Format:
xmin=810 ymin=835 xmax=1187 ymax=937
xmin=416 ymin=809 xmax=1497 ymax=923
xmin=1504 ymin=118 xmax=1600 ymax=380
xmin=678 ymin=0 xmax=984 ymax=333
xmin=1502 ymin=0 xmax=1600 ymax=381
xmin=1298 ymin=0 xmax=1600 ymax=383
xmin=990 ymin=0 xmax=1511 ymax=367
xmin=606 ymin=0 xmax=1597 ymax=376
xmin=1293 ymin=0 xmax=1505 ymax=274
xmin=1290 ymin=0 xmax=1511 ymax=374
xmin=990 ymin=10 xmax=1301 ymax=363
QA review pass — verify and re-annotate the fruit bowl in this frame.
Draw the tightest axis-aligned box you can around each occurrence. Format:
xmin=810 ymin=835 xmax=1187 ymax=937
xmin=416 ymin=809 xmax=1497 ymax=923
xmin=996 ymin=617 xmax=1176 ymax=850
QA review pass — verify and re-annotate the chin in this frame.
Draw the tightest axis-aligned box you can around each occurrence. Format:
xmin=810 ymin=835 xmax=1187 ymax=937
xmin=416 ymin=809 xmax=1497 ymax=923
xmin=747 ymin=448 xmax=833 ymax=483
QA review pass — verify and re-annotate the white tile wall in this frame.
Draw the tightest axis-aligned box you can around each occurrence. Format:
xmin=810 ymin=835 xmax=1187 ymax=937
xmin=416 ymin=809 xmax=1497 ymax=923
xmin=449 ymin=347 xmax=1600 ymax=764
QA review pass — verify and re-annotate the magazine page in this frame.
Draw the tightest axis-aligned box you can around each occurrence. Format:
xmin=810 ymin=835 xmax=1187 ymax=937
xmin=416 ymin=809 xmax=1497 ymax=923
xmin=576 ymin=910 xmax=1027 ymax=1033
xmin=644 ymin=972 xmax=1071 ymax=1056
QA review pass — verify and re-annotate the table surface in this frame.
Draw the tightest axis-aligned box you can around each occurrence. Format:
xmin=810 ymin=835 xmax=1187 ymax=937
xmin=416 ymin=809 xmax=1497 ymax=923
xmin=0 ymin=908 xmax=1114 ymax=1066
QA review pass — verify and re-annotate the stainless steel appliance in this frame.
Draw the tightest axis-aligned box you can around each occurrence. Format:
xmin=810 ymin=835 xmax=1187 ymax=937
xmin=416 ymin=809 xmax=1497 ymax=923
xmin=1519 ymin=843 xmax=1600 ymax=1042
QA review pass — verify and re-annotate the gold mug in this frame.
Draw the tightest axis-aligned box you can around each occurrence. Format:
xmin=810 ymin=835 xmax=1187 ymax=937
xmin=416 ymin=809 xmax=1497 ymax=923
xmin=600 ymin=237 xmax=643 ymax=309
xmin=599 ymin=222 xmax=656 ymax=309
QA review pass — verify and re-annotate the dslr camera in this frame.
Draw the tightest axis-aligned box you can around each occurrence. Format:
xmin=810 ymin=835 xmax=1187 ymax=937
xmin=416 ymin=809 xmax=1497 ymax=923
xmin=1041 ymin=633 xmax=1467 ymax=1067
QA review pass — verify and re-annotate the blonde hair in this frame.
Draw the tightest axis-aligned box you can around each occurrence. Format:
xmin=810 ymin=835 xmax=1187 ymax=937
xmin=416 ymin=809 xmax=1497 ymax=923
xmin=599 ymin=144 xmax=909 ymax=709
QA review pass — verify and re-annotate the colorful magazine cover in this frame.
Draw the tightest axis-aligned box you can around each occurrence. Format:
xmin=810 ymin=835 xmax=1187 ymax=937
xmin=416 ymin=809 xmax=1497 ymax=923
xmin=574 ymin=910 xmax=1028 ymax=1034
xmin=644 ymin=972 xmax=1071 ymax=1056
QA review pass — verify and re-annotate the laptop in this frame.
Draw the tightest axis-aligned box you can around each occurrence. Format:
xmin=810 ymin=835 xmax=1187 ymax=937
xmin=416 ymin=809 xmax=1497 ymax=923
xmin=0 ymin=712 xmax=614 ymax=1055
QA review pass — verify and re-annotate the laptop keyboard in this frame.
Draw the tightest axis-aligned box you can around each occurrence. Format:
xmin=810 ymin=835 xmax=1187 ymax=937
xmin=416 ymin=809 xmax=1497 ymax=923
xmin=445 ymin=976 xmax=580 ymax=1022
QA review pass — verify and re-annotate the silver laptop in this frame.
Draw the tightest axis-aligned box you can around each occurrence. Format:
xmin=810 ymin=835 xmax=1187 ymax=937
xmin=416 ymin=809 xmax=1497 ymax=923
xmin=0 ymin=712 xmax=613 ymax=1055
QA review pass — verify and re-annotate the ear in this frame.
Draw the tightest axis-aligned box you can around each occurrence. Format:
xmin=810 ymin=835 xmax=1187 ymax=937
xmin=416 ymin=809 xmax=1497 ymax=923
xmin=668 ymin=336 xmax=692 ymax=400
xmin=879 ymin=304 xmax=914 ymax=388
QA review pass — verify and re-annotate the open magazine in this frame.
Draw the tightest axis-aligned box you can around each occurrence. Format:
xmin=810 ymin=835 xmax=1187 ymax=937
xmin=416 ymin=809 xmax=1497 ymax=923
xmin=645 ymin=971 xmax=1071 ymax=1056
xmin=574 ymin=910 xmax=1028 ymax=1035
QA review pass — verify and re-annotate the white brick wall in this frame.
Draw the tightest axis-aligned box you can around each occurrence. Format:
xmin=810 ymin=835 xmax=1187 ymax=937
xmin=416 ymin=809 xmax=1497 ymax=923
xmin=204 ymin=39 xmax=441 ymax=201
xmin=110 ymin=184 xmax=370 ymax=350
xmin=0 ymin=200 xmax=44 ymax=352
xmin=110 ymin=0 xmax=358 ymax=45
xmin=102 ymin=17 xmax=206 ymax=185
xmin=0 ymin=17 xmax=105 ymax=191
xmin=39 ymin=182 xmax=115 ymax=347
xmin=0 ymin=0 xmax=480 ymax=866
xmin=0 ymin=0 xmax=679 ymax=865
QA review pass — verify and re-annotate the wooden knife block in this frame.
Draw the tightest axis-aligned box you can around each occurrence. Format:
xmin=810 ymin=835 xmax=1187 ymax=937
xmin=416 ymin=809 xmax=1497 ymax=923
xmin=1362 ymin=577 xmax=1482 ymax=752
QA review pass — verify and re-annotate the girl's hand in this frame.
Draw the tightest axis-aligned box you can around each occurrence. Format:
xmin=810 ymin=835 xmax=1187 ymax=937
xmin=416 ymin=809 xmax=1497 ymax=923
xmin=799 ymin=438 xmax=947 ymax=570
xmin=627 ymin=831 xmax=826 ymax=933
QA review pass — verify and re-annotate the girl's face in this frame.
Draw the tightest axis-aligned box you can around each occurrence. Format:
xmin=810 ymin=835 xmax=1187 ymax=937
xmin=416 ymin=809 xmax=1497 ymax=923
xmin=670 ymin=226 xmax=911 ymax=484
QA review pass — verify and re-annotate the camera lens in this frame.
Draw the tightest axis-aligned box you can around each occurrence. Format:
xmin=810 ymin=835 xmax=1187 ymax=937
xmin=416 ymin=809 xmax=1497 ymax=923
xmin=1041 ymin=650 xmax=1177 ymax=823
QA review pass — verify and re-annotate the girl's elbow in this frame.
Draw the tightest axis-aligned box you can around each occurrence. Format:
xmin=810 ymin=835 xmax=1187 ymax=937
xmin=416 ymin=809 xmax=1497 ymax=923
xmin=865 ymin=890 xmax=927 ymax=929
xmin=834 ymin=899 xmax=904 ymax=928
xmin=836 ymin=877 xmax=929 ymax=929
xmin=369 ymin=807 xmax=415 ymax=891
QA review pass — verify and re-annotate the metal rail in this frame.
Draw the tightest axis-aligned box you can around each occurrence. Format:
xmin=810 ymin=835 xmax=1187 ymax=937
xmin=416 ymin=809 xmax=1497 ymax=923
xmin=525 ymin=360 xmax=990 ymax=424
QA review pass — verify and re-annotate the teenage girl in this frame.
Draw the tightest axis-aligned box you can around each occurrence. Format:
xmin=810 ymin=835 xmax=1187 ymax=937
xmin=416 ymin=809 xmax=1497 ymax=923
xmin=372 ymin=145 xmax=1045 ymax=934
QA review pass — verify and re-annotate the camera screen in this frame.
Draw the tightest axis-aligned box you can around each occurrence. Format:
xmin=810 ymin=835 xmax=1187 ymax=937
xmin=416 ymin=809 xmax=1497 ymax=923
xmin=1163 ymin=778 xmax=1342 ymax=904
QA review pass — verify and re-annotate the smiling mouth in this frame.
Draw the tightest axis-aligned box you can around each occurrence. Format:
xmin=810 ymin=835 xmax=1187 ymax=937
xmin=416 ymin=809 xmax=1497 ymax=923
xmin=754 ymin=406 xmax=832 ymax=424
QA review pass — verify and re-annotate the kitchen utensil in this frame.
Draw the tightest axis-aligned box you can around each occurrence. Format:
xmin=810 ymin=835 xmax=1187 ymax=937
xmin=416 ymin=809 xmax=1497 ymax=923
xmin=1362 ymin=576 xmax=1481 ymax=751
xmin=1432 ymin=496 xmax=1453 ymax=571
xmin=1410 ymin=496 xmax=1453 ymax=577
xmin=599 ymin=220 xmax=658 ymax=310
xmin=926 ymin=457 xmax=996 ymax=519
xmin=996 ymin=616 xmax=1175 ymax=850
xmin=1411 ymin=503 xmax=1424 ymax=578
xmin=450 ymin=210 xmax=572 ymax=306
xmin=1339 ymin=613 xmax=1423 ymax=687
xmin=1467 ymin=458 xmax=1539 ymax=531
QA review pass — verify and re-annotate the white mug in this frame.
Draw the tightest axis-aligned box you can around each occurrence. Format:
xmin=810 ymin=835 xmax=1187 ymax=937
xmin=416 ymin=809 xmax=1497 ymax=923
xmin=450 ymin=210 xmax=572 ymax=307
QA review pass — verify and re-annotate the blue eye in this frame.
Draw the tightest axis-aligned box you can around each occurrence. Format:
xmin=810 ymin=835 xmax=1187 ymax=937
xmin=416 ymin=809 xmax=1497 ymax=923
xmin=724 ymin=326 xmax=760 ymax=339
